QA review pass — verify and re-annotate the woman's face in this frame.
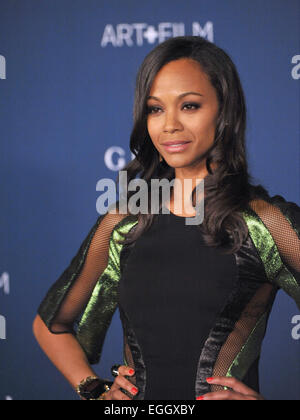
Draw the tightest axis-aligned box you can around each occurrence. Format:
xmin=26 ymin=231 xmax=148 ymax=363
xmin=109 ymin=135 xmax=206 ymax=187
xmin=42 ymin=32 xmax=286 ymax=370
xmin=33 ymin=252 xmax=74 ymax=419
xmin=147 ymin=58 xmax=219 ymax=170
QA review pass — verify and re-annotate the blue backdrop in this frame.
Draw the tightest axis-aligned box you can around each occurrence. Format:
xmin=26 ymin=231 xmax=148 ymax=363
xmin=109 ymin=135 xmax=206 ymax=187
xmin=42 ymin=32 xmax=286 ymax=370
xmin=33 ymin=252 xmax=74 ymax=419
xmin=0 ymin=0 xmax=299 ymax=400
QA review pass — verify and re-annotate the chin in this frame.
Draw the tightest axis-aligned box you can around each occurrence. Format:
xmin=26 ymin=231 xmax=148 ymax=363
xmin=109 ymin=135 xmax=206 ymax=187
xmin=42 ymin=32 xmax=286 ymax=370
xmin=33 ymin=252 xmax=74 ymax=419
xmin=165 ymin=156 xmax=198 ymax=169
xmin=164 ymin=154 xmax=188 ymax=164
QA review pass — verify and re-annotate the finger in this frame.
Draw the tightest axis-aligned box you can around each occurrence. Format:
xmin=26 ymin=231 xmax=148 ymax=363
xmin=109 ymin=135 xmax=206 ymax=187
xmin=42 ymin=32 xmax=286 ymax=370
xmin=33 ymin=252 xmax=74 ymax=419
xmin=118 ymin=365 xmax=136 ymax=377
xmin=115 ymin=375 xmax=139 ymax=397
xmin=198 ymin=391 xmax=250 ymax=400
xmin=111 ymin=389 xmax=133 ymax=401
xmin=206 ymin=376 xmax=259 ymax=396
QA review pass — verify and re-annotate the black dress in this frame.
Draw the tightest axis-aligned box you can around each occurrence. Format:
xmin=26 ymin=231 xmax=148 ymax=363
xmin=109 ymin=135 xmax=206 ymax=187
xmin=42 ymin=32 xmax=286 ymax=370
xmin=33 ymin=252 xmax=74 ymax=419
xmin=37 ymin=195 xmax=300 ymax=400
xmin=118 ymin=207 xmax=238 ymax=400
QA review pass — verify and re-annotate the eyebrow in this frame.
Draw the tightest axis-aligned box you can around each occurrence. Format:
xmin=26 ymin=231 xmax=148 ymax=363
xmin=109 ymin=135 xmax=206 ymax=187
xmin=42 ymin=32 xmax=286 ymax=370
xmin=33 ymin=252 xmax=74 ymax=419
xmin=147 ymin=91 xmax=204 ymax=101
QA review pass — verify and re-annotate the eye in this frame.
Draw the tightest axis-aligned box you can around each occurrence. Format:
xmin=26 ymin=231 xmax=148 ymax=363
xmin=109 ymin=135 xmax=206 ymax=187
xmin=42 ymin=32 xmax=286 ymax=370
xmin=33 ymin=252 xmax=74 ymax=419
xmin=146 ymin=102 xmax=201 ymax=115
xmin=182 ymin=102 xmax=201 ymax=111
xmin=146 ymin=106 xmax=161 ymax=115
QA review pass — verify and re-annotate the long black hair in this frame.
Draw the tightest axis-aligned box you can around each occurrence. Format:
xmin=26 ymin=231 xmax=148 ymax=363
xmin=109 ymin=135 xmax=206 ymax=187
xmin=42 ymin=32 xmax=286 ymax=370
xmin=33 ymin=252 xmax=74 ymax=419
xmin=114 ymin=36 xmax=269 ymax=253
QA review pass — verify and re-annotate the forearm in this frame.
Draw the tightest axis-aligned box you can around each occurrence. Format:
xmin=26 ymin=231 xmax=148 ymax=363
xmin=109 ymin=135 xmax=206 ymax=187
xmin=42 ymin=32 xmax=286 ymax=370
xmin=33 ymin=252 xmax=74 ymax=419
xmin=32 ymin=314 xmax=97 ymax=391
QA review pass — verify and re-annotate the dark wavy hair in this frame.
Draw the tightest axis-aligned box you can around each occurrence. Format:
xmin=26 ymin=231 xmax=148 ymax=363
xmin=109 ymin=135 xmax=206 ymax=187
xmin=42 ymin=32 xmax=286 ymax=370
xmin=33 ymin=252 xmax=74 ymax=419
xmin=114 ymin=36 xmax=269 ymax=254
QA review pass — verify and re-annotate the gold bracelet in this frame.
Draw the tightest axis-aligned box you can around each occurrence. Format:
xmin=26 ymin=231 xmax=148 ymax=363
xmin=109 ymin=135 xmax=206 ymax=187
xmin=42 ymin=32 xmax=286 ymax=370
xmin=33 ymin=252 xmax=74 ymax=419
xmin=76 ymin=376 xmax=111 ymax=400
xmin=94 ymin=384 xmax=111 ymax=401
xmin=75 ymin=376 xmax=99 ymax=397
xmin=97 ymin=391 xmax=108 ymax=401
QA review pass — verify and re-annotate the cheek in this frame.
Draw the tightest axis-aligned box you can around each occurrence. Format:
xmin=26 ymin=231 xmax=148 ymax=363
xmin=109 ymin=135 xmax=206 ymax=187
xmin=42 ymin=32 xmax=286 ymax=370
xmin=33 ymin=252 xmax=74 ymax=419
xmin=191 ymin=114 xmax=217 ymax=138
xmin=147 ymin=120 xmax=159 ymax=142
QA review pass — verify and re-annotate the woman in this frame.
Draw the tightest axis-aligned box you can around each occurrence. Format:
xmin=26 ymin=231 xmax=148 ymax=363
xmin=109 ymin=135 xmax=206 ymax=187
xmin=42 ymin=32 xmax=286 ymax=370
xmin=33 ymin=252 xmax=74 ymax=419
xmin=33 ymin=36 xmax=300 ymax=401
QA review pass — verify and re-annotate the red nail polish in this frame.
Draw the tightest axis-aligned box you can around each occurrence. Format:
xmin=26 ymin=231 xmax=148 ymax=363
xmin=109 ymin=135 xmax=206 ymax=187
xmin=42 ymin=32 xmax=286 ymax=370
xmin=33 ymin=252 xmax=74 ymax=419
xmin=206 ymin=377 xmax=214 ymax=382
xmin=129 ymin=369 xmax=135 ymax=375
xmin=196 ymin=396 xmax=205 ymax=400
xmin=131 ymin=387 xmax=138 ymax=394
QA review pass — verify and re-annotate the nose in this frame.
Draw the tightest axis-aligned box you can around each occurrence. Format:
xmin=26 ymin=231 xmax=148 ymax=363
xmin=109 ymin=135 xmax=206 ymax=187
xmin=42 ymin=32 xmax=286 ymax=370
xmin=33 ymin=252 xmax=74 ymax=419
xmin=163 ymin=110 xmax=183 ymax=133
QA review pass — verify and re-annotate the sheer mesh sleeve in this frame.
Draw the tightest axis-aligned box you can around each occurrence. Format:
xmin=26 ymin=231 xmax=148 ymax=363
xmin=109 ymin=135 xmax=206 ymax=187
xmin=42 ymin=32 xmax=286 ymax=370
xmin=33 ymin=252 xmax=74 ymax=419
xmin=249 ymin=195 xmax=300 ymax=309
xmin=37 ymin=204 xmax=129 ymax=339
xmin=200 ymin=194 xmax=300 ymax=395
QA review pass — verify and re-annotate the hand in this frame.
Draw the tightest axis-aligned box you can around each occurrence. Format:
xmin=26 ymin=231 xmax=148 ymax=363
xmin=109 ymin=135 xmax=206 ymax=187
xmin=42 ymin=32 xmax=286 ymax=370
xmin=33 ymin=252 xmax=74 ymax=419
xmin=102 ymin=365 xmax=139 ymax=400
xmin=196 ymin=376 xmax=265 ymax=400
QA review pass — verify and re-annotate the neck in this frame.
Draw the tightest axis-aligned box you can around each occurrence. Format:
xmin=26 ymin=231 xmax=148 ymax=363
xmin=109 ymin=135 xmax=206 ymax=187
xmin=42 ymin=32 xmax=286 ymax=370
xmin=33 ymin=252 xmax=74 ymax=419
xmin=167 ymin=162 xmax=212 ymax=216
